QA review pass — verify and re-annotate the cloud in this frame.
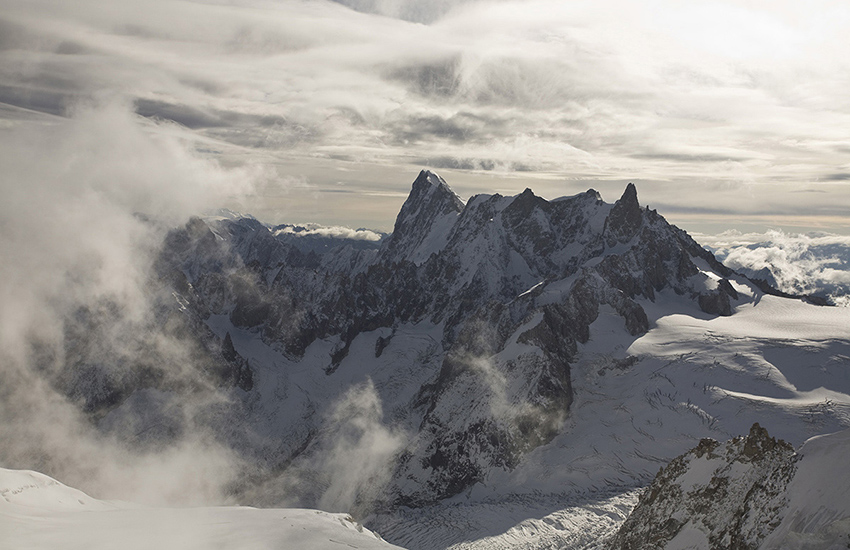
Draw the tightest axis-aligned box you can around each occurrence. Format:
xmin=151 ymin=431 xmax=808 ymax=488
xmin=316 ymin=380 xmax=405 ymax=513
xmin=275 ymin=224 xmax=383 ymax=241
xmin=0 ymin=99 xmax=262 ymax=503
xmin=2 ymin=0 xmax=848 ymax=234
xmin=704 ymin=230 xmax=850 ymax=305
xmin=329 ymin=0 xmax=480 ymax=23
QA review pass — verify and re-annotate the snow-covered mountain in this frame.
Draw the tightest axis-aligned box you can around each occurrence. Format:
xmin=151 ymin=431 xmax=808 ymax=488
xmin=36 ymin=170 xmax=850 ymax=548
xmin=150 ymin=170 xmax=745 ymax=505
xmin=610 ymin=424 xmax=850 ymax=550
xmin=0 ymin=467 xmax=403 ymax=550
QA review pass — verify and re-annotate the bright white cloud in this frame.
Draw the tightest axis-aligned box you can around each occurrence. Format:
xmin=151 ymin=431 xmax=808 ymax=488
xmin=703 ymin=229 xmax=850 ymax=305
xmin=275 ymin=223 xmax=383 ymax=241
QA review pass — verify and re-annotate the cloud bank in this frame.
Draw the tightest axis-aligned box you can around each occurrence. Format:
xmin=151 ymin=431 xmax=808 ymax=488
xmin=275 ymin=223 xmax=384 ymax=242
xmin=0 ymin=0 xmax=848 ymax=233
xmin=702 ymin=230 xmax=850 ymax=306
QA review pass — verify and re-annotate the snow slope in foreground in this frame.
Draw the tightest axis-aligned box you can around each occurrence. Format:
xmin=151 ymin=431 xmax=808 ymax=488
xmin=0 ymin=468 xmax=406 ymax=550
xmin=761 ymin=429 xmax=850 ymax=549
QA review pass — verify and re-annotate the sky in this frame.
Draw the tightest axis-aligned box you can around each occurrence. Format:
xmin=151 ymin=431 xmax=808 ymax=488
xmin=1 ymin=0 xmax=849 ymax=235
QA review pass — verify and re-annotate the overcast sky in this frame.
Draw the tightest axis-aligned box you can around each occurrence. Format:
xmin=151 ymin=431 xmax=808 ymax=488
xmin=2 ymin=0 xmax=849 ymax=234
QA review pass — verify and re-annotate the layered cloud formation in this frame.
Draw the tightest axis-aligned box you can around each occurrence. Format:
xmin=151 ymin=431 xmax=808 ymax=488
xmin=1 ymin=0 xmax=849 ymax=232
xmin=702 ymin=230 xmax=850 ymax=306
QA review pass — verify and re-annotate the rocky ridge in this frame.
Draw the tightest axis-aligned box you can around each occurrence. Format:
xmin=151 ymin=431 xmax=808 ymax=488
xmin=611 ymin=424 xmax=850 ymax=550
xmin=147 ymin=170 xmax=744 ymax=507
xmin=610 ymin=423 xmax=797 ymax=550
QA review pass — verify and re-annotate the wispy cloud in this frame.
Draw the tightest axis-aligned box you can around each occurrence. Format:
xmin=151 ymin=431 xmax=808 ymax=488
xmin=0 ymin=99 xmax=262 ymax=504
xmin=1 ymin=0 xmax=849 ymax=231
xmin=317 ymin=380 xmax=405 ymax=513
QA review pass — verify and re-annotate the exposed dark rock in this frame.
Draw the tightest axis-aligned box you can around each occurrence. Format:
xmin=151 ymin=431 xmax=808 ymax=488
xmin=375 ymin=333 xmax=392 ymax=358
xmin=604 ymin=182 xmax=643 ymax=246
xmin=610 ymin=423 xmax=796 ymax=550
xmin=699 ymin=290 xmax=732 ymax=316
xmin=718 ymin=278 xmax=739 ymax=300
xmin=220 ymin=332 xmax=253 ymax=391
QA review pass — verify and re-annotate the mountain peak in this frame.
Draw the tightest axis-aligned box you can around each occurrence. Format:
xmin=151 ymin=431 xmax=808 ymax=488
xmin=381 ymin=170 xmax=464 ymax=265
xmin=406 ymin=170 xmax=464 ymax=214
xmin=604 ymin=182 xmax=643 ymax=245
xmin=620 ymin=182 xmax=638 ymax=208
xmin=412 ymin=169 xmax=451 ymax=191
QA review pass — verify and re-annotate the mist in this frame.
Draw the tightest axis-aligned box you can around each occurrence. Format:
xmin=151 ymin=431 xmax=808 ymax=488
xmin=317 ymin=380 xmax=406 ymax=513
xmin=0 ymin=100 xmax=259 ymax=504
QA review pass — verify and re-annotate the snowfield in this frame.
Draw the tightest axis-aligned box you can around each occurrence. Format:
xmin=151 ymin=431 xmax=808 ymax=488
xmin=0 ymin=468 xmax=405 ymax=550
xmin=761 ymin=428 xmax=850 ymax=549
xmin=370 ymin=275 xmax=850 ymax=549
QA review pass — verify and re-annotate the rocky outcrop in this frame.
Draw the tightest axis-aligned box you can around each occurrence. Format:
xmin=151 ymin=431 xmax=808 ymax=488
xmin=220 ymin=332 xmax=253 ymax=391
xmin=699 ymin=290 xmax=732 ymax=316
xmin=698 ymin=277 xmax=740 ymax=316
xmin=610 ymin=423 xmax=797 ymax=550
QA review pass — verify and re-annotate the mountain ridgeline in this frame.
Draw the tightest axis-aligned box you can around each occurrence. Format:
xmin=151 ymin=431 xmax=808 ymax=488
xmin=155 ymin=170 xmax=740 ymax=507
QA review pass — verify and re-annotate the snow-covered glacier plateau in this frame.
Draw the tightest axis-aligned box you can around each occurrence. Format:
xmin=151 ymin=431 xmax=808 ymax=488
xmin=2 ymin=170 xmax=848 ymax=549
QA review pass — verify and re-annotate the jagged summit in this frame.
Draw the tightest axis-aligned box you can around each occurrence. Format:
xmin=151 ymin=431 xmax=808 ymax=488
xmin=381 ymin=170 xmax=464 ymax=265
xmin=604 ymin=182 xmax=643 ymax=246
xmin=411 ymin=170 xmax=462 ymax=200
xmin=153 ymin=170 xmax=763 ymax=508
xmin=620 ymin=181 xmax=639 ymax=207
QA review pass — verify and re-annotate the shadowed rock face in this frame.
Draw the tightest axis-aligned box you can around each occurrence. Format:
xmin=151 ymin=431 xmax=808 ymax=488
xmin=605 ymin=182 xmax=643 ymax=246
xmin=144 ymin=171 xmax=739 ymax=506
xmin=610 ymin=423 xmax=797 ymax=550
xmin=381 ymin=170 xmax=464 ymax=266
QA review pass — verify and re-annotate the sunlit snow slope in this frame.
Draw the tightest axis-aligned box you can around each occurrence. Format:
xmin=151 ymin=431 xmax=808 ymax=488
xmin=0 ymin=468 xmax=405 ymax=550
xmin=370 ymin=278 xmax=850 ymax=550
